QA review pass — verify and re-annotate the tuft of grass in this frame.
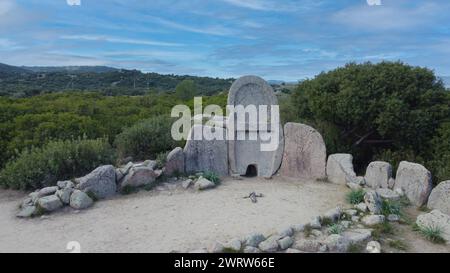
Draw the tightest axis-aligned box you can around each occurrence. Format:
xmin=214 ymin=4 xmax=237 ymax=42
xmin=380 ymin=199 xmax=402 ymax=217
xmin=321 ymin=217 xmax=333 ymax=226
xmin=85 ymin=190 xmax=98 ymax=202
xmin=328 ymin=223 xmax=345 ymax=235
xmin=418 ymin=206 xmax=431 ymax=213
xmin=203 ymin=171 xmax=220 ymax=185
xmin=155 ymin=151 xmax=168 ymax=169
xmin=416 ymin=224 xmax=446 ymax=244
xmin=372 ymin=222 xmax=394 ymax=240
xmin=347 ymin=243 xmax=365 ymax=253
xmin=303 ymin=224 xmax=313 ymax=238
xmin=346 ymin=189 xmax=365 ymax=205
xmin=388 ymin=239 xmax=409 ymax=251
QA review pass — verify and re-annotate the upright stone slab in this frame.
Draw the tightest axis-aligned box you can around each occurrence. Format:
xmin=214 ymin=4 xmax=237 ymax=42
xmin=326 ymin=154 xmax=356 ymax=185
xmin=279 ymin=122 xmax=326 ymax=179
xmin=75 ymin=165 xmax=117 ymax=199
xmin=364 ymin=161 xmax=393 ymax=189
xmin=427 ymin=181 xmax=450 ymax=215
xmin=394 ymin=161 xmax=433 ymax=207
xmin=164 ymin=147 xmax=185 ymax=176
xmin=184 ymin=124 xmax=228 ymax=176
xmin=227 ymin=76 xmax=284 ymax=178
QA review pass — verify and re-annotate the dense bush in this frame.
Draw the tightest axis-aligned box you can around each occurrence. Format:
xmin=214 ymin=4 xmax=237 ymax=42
xmin=0 ymin=138 xmax=115 ymax=190
xmin=114 ymin=115 xmax=181 ymax=161
xmin=290 ymin=61 xmax=450 ymax=181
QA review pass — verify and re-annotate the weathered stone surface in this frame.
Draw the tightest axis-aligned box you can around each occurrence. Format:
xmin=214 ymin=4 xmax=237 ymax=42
xmin=416 ymin=210 xmax=450 ymax=244
xmin=120 ymin=166 xmax=160 ymax=190
xmin=309 ymin=216 xmax=322 ymax=229
xmin=285 ymin=248 xmax=303 ymax=253
xmin=279 ymin=123 xmax=326 ymax=179
xmin=17 ymin=205 xmax=36 ymax=218
xmin=37 ymin=195 xmax=63 ymax=212
xmin=388 ymin=178 xmax=395 ymax=189
xmin=376 ymin=188 xmax=400 ymax=201
xmin=75 ymin=165 xmax=116 ymax=199
xmin=323 ymin=207 xmax=342 ymax=222
xmin=326 ymin=154 xmax=357 ymax=185
xmin=394 ymin=161 xmax=432 ymax=207
xmin=293 ymin=239 xmax=322 ymax=252
xmin=184 ymin=124 xmax=228 ymax=176
xmin=277 ymin=236 xmax=294 ymax=250
xmin=243 ymin=246 xmax=261 ymax=253
xmin=365 ymin=161 xmax=392 ymax=189
xmin=208 ymin=242 xmax=224 ymax=253
xmin=387 ymin=214 xmax=400 ymax=222
xmin=366 ymin=241 xmax=381 ymax=253
xmin=292 ymin=224 xmax=305 ymax=232
xmin=227 ymin=76 xmax=283 ymax=178
xmin=56 ymin=187 xmax=73 ymax=205
xmin=258 ymin=235 xmax=280 ymax=252
xmin=194 ymin=177 xmax=215 ymax=190
xmin=342 ymin=229 xmax=372 ymax=245
xmin=224 ymin=238 xmax=242 ymax=252
xmin=70 ymin=190 xmax=94 ymax=210
xmin=345 ymin=209 xmax=358 ymax=217
xmin=244 ymin=233 xmax=266 ymax=247
xmin=164 ymin=147 xmax=185 ymax=176
xmin=276 ymin=226 xmax=294 ymax=237
xmin=362 ymin=215 xmax=385 ymax=226
xmin=364 ymin=190 xmax=382 ymax=214
xmin=324 ymin=234 xmax=349 ymax=253
xmin=57 ymin=180 xmax=74 ymax=189
xmin=38 ymin=186 xmax=58 ymax=197
xmin=355 ymin=202 xmax=368 ymax=212
xmin=181 ymin=179 xmax=193 ymax=189
xmin=427 ymin=181 xmax=450 ymax=215
xmin=347 ymin=182 xmax=362 ymax=190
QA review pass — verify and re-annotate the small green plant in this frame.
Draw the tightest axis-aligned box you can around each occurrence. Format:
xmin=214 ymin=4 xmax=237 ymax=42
xmin=303 ymin=224 xmax=313 ymax=238
xmin=388 ymin=239 xmax=408 ymax=251
xmin=328 ymin=223 xmax=345 ymax=235
xmin=155 ymin=151 xmax=168 ymax=169
xmin=203 ymin=171 xmax=220 ymax=185
xmin=381 ymin=199 xmax=402 ymax=216
xmin=417 ymin=225 xmax=446 ymax=244
xmin=346 ymin=189 xmax=365 ymax=205
xmin=372 ymin=222 xmax=394 ymax=240
xmin=321 ymin=217 xmax=333 ymax=226
xmin=347 ymin=243 xmax=364 ymax=253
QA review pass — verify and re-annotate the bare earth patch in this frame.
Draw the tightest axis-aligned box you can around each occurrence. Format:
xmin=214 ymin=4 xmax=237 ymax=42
xmin=0 ymin=176 xmax=346 ymax=253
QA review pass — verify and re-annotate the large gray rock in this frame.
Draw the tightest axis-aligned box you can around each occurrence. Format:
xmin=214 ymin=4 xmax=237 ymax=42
xmin=38 ymin=186 xmax=58 ymax=197
xmin=164 ymin=147 xmax=185 ymax=176
xmin=75 ymin=165 xmax=116 ymax=199
xmin=70 ymin=190 xmax=94 ymax=210
xmin=244 ymin=233 xmax=266 ymax=247
xmin=323 ymin=206 xmax=342 ymax=222
xmin=184 ymin=124 xmax=228 ymax=176
xmin=341 ymin=229 xmax=372 ymax=245
xmin=416 ymin=210 xmax=450 ymax=244
xmin=365 ymin=161 xmax=392 ymax=189
xmin=224 ymin=238 xmax=242 ymax=252
xmin=243 ymin=246 xmax=261 ymax=253
xmin=277 ymin=236 xmax=294 ymax=250
xmin=292 ymin=239 xmax=322 ymax=252
xmin=326 ymin=154 xmax=357 ymax=185
xmin=324 ymin=234 xmax=349 ymax=253
xmin=194 ymin=177 xmax=215 ymax=190
xmin=56 ymin=187 xmax=73 ymax=205
xmin=258 ymin=235 xmax=280 ymax=252
xmin=361 ymin=215 xmax=385 ymax=226
xmin=376 ymin=188 xmax=400 ymax=201
xmin=120 ymin=165 xmax=161 ymax=190
xmin=364 ymin=190 xmax=382 ymax=214
xmin=394 ymin=161 xmax=433 ymax=207
xmin=227 ymin=76 xmax=284 ymax=178
xmin=279 ymin=123 xmax=326 ymax=179
xmin=427 ymin=181 xmax=450 ymax=215
xmin=37 ymin=195 xmax=63 ymax=212
xmin=57 ymin=180 xmax=74 ymax=189
xmin=17 ymin=205 xmax=36 ymax=218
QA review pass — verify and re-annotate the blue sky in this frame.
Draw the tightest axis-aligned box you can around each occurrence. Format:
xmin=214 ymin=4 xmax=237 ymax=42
xmin=0 ymin=0 xmax=450 ymax=81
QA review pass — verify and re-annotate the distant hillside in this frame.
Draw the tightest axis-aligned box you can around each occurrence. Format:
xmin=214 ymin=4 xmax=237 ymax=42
xmin=0 ymin=63 xmax=233 ymax=97
xmin=23 ymin=66 xmax=120 ymax=74
xmin=0 ymin=63 xmax=31 ymax=74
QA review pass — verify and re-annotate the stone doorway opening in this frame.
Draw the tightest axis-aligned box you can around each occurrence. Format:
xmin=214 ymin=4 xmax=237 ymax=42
xmin=245 ymin=165 xmax=258 ymax=177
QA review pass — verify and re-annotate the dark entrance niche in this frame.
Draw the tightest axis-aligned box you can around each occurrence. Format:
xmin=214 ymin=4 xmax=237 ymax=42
xmin=245 ymin=164 xmax=258 ymax=177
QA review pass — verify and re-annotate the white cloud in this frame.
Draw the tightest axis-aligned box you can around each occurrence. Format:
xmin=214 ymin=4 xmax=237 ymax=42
xmin=67 ymin=0 xmax=81 ymax=6
xmin=60 ymin=35 xmax=183 ymax=47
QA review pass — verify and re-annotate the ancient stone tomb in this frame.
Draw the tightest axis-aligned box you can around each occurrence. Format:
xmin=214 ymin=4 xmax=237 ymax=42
xmin=180 ymin=75 xmax=327 ymax=179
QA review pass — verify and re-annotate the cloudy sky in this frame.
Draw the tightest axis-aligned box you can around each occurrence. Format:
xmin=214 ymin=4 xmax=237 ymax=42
xmin=1 ymin=0 xmax=450 ymax=81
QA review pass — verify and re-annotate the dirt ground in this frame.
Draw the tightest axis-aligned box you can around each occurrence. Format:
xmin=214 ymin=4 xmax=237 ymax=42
xmin=0 ymin=176 xmax=347 ymax=253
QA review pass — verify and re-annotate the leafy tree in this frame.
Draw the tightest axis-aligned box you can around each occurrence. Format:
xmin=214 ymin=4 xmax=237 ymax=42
xmin=175 ymin=79 xmax=197 ymax=100
xmin=291 ymin=61 xmax=450 ymax=176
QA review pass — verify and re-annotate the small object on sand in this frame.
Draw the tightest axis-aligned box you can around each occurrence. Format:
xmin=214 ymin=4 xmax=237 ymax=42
xmin=243 ymin=192 xmax=264 ymax=203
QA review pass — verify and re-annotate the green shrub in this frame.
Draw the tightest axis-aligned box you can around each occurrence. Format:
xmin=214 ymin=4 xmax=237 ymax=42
xmin=0 ymin=137 xmax=115 ymax=190
xmin=203 ymin=171 xmax=220 ymax=185
xmin=416 ymin=224 xmax=446 ymax=244
xmin=114 ymin=115 xmax=180 ymax=162
xmin=346 ymin=189 xmax=365 ymax=205
xmin=155 ymin=151 xmax=168 ymax=169
xmin=380 ymin=199 xmax=402 ymax=216
xmin=328 ymin=223 xmax=345 ymax=235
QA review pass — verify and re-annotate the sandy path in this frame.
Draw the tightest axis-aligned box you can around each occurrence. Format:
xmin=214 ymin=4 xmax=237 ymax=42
xmin=0 ymin=177 xmax=347 ymax=253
